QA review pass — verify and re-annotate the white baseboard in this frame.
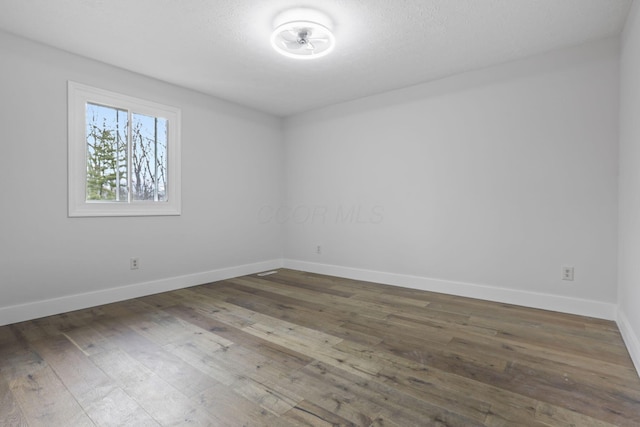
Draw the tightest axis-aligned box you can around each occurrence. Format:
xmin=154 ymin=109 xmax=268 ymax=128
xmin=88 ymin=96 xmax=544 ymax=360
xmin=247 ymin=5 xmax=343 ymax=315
xmin=0 ymin=256 xmax=620 ymax=326
xmin=283 ymin=259 xmax=617 ymax=320
xmin=617 ymin=309 xmax=640 ymax=377
xmin=0 ymin=259 xmax=283 ymax=326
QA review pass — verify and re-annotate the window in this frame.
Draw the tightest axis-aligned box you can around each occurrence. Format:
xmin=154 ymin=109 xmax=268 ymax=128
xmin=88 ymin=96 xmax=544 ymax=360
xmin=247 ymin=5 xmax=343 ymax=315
xmin=68 ymin=82 xmax=181 ymax=216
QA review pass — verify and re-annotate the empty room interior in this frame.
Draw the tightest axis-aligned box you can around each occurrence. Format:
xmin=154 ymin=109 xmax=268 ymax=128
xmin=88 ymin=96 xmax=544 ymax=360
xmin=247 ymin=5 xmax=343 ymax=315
xmin=2 ymin=0 xmax=640 ymax=426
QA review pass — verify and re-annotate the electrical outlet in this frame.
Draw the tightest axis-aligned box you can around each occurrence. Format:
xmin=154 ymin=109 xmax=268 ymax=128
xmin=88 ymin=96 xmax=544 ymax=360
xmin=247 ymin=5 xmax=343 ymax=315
xmin=316 ymin=245 xmax=322 ymax=255
xmin=130 ymin=257 xmax=140 ymax=270
xmin=562 ymin=266 xmax=574 ymax=281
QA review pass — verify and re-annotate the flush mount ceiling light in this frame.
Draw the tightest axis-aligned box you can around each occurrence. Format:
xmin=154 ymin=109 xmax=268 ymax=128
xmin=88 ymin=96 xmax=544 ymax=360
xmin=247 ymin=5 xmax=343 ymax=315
xmin=270 ymin=9 xmax=335 ymax=60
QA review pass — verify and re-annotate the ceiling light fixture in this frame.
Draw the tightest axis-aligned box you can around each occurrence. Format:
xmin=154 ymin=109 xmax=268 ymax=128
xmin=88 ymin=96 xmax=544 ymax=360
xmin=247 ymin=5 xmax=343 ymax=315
xmin=270 ymin=9 xmax=335 ymax=60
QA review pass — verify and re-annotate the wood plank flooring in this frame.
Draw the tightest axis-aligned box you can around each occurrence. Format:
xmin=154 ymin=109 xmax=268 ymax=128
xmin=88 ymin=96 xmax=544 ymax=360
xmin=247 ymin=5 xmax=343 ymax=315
xmin=1 ymin=268 xmax=639 ymax=426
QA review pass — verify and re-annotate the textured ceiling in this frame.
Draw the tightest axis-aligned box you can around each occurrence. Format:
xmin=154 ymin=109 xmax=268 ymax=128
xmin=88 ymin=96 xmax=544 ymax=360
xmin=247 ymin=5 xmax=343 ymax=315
xmin=0 ymin=0 xmax=633 ymax=116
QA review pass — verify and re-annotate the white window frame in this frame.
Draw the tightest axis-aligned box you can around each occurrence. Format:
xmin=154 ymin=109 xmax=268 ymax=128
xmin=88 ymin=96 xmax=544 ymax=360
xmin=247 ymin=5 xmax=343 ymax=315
xmin=68 ymin=81 xmax=181 ymax=217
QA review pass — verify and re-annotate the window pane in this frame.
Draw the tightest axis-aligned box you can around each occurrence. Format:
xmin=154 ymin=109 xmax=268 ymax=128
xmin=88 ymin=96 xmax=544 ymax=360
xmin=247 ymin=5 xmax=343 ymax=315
xmin=131 ymin=113 xmax=168 ymax=202
xmin=86 ymin=103 xmax=128 ymax=201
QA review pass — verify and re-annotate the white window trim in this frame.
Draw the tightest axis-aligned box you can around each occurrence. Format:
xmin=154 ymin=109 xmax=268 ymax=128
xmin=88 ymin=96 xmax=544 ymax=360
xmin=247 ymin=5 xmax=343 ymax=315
xmin=68 ymin=81 xmax=181 ymax=217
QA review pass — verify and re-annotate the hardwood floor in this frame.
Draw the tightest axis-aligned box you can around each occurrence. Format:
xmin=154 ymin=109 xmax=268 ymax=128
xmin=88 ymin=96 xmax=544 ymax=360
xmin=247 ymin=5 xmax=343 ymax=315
xmin=1 ymin=269 xmax=639 ymax=426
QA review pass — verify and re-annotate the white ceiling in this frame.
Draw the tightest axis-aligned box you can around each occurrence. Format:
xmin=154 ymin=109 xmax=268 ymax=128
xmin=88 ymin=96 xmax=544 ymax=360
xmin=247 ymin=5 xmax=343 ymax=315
xmin=0 ymin=0 xmax=633 ymax=117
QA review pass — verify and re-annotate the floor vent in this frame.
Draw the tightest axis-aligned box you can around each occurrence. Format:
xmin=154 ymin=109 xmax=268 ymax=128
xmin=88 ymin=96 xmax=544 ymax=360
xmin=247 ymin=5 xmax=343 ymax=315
xmin=257 ymin=270 xmax=279 ymax=277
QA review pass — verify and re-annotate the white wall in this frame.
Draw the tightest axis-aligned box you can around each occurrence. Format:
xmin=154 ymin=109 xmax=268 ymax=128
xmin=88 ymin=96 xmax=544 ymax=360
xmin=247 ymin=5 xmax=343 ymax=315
xmin=618 ymin=0 xmax=640 ymax=373
xmin=284 ymin=39 xmax=620 ymax=319
xmin=0 ymin=31 xmax=283 ymax=325
xmin=0 ymin=28 xmax=627 ymax=331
